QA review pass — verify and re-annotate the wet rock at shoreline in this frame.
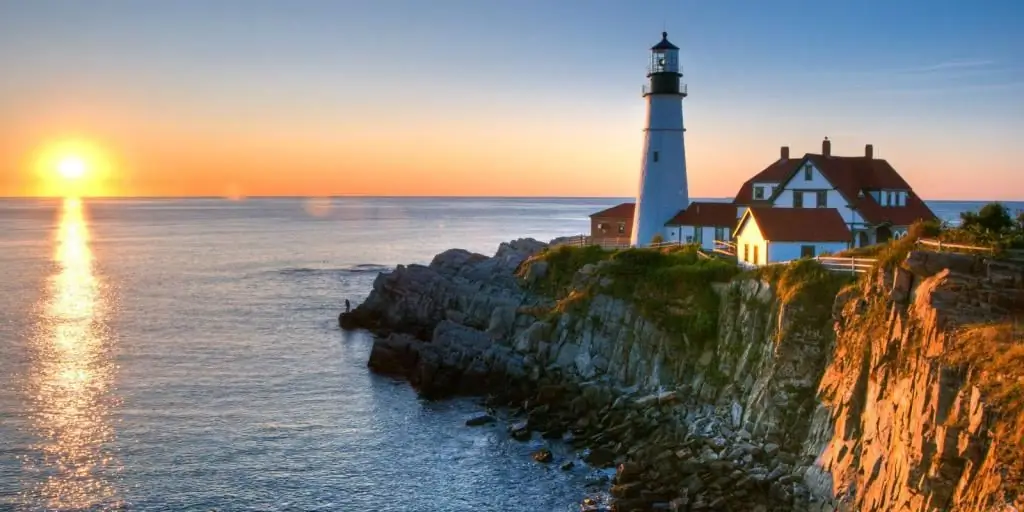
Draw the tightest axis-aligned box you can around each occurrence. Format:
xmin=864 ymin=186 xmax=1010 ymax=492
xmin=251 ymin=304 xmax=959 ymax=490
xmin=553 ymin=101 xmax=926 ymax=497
xmin=465 ymin=414 xmax=496 ymax=426
xmin=532 ymin=448 xmax=553 ymax=463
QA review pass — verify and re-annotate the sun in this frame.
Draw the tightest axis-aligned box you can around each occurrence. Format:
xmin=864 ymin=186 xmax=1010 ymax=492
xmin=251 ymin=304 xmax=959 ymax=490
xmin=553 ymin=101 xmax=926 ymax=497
xmin=32 ymin=138 xmax=119 ymax=197
xmin=57 ymin=156 xmax=87 ymax=180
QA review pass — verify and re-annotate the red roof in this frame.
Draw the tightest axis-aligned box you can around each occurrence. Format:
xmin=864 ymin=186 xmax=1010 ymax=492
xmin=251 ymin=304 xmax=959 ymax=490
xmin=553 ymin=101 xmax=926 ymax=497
xmin=665 ymin=201 xmax=738 ymax=227
xmin=782 ymin=154 xmax=937 ymax=226
xmin=590 ymin=202 xmax=635 ymax=219
xmin=739 ymin=207 xmax=852 ymax=242
xmin=732 ymin=158 xmax=804 ymax=205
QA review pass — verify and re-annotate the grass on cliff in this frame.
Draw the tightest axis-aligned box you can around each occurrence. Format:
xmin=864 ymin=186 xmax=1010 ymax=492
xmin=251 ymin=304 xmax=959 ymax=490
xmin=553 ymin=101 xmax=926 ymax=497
xmin=517 ymin=244 xmax=612 ymax=297
xmin=744 ymin=258 xmax=854 ymax=324
xmin=837 ymin=219 xmax=942 ymax=270
xmin=838 ymin=216 xmax=1023 ymax=272
xmin=946 ymin=322 xmax=1024 ymax=496
xmin=519 ymin=245 xmax=739 ymax=348
xmin=600 ymin=248 xmax=740 ymax=347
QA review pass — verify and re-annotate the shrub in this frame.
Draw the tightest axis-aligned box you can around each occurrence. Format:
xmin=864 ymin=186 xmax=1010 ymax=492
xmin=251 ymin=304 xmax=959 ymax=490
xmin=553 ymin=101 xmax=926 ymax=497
xmin=517 ymin=244 xmax=611 ymax=297
xmin=960 ymin=202 xmax=1015 ymax=234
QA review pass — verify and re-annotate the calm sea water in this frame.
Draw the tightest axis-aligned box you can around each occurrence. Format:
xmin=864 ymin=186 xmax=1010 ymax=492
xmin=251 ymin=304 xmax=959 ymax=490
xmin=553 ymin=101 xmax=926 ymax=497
xmin=0 ymin=196 xmax=1019 ymax=512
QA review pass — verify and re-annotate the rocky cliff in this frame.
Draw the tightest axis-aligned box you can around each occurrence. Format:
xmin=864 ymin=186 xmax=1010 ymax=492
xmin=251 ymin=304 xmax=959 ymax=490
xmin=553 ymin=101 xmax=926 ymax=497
xmin=803 ymin=251 xmax=1024 ymax=512
xmin=340 ymin=239 xmax=1024 ymax=512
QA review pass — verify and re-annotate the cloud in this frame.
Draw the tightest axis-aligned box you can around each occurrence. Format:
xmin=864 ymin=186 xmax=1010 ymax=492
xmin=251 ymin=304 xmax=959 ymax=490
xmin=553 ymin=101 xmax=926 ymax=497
xmin=870 ymin=81 xmax=1024 ymax=97
xmin=898 ymin=59 xmax=996 ymax=74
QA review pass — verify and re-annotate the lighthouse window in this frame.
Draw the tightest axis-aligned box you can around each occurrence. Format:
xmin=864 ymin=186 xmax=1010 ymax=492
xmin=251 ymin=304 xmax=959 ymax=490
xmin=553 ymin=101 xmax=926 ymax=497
xmin=653 ymin=151 xmax=659 ymax=163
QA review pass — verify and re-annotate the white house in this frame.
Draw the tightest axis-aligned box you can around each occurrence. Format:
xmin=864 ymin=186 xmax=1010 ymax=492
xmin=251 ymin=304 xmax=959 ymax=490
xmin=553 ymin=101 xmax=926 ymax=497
xmin=733 ymin=138 xmax=936 ymax=247
xmin=733 ymin=207 xmax=852 ymax=266
xmin=663 ymin=201 xmax=737 ymax=250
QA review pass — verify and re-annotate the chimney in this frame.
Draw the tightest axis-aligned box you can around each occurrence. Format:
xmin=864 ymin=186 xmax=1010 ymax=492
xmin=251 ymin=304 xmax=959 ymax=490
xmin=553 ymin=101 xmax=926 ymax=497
xmin=822 ymin=137 xmax=831 ymax=157
xmin=780 ymin=146 xmax=790 ymax=161
xmin=865 ymin=144 xmax=874 ymax=159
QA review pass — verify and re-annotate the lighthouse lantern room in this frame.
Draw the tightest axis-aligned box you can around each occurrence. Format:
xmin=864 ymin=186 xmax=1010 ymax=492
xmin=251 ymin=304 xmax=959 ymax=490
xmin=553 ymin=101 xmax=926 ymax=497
xmin=631 ymin=31 xmax=690 ymax=247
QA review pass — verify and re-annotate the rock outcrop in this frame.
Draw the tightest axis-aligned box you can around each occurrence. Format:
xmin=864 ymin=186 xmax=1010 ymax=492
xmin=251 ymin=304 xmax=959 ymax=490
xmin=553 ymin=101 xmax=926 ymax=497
xmin=340 ymin=239 xmax=1024 ymax=512
xmin=803 ymin=251 xmax=1024 ymax=511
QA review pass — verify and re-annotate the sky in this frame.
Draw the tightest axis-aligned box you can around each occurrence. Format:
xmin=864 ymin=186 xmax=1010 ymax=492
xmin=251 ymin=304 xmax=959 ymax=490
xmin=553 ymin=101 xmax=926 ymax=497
xmin=0 ymin=0 xmax=1022 ymax=199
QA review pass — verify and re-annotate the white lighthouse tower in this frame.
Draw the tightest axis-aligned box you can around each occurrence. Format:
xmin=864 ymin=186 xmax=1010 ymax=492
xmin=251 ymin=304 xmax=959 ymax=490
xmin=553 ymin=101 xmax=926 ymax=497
xmin=630 ymin=32 xmax=689 ymax=247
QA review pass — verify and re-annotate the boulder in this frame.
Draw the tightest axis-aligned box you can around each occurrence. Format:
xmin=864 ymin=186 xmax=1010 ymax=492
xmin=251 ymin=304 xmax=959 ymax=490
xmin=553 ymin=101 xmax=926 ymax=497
xmin=509 ymin=421 xmax=531 ymax=441
xmin=532 ymin=448 xmax=553 ymax=463
xmin=584 ymin=447 xmax=617 ymax=468
xmin=465 ymin=414 xmax=496 ymax=426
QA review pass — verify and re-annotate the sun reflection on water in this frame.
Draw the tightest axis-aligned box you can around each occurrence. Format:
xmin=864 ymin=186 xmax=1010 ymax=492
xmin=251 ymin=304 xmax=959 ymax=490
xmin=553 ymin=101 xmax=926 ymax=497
xmin=23 ymin=198 xmax=121 ymax=509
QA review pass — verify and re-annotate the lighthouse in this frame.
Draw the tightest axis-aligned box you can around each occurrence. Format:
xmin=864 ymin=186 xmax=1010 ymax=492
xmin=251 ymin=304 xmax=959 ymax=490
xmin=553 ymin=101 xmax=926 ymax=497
xmin=630 ymin=32 xmax=689 ymax=247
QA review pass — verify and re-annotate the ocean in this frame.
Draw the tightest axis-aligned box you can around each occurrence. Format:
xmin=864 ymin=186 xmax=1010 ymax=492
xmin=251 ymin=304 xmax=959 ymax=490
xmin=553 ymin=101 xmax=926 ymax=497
xmin=0 ymin=196 xmax=1019 ymax=512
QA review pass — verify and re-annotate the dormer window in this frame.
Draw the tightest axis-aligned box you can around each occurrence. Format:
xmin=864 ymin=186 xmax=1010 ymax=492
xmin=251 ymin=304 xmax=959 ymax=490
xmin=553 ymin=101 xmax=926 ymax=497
xmin=753 ymin=186 xmax=765 ymax=200
xmin=803 ymin=164 xmax=812 ymax=181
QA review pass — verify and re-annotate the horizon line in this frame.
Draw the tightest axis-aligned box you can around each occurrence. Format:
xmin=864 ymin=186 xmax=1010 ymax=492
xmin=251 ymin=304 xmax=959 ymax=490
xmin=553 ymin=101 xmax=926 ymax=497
xmin=1 ymin=195 xmax=1022 ymax=203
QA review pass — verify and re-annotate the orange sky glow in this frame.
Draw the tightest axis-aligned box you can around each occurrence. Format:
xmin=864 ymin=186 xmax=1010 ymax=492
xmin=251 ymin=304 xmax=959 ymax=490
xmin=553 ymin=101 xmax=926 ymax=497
xmin=1 ymin=2 xmax=1021 ymax=201
xmin=1 ymin=91 xmax=1020 ymax=200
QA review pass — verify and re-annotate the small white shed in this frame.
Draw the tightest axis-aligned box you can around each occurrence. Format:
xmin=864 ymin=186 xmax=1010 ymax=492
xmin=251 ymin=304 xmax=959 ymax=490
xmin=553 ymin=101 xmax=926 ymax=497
xmin=733 ymin=207 xmax=852 ymax=266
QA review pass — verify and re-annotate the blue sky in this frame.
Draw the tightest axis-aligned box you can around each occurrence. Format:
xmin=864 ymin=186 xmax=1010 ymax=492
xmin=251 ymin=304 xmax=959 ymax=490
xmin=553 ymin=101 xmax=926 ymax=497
xmin=1 ymin=0 xmax=1022 ymax=198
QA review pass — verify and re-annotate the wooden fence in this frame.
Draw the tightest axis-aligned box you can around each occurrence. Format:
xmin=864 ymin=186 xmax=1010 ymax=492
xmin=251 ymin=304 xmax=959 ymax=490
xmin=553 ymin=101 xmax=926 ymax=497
xmin=750 ymin=255 xmax=877 ymax=274
xmin=916 ymin=238 xmax=1024 ymax=264
xmin=713 ymin=240 xmax=737 ymax=257
xmin=814 ymin=256 xmax=876 ymax=274
xmin=916 ymin=238 xmax=994 ymax=253
xmin=549 ymin=235 xmax=688 ymax=251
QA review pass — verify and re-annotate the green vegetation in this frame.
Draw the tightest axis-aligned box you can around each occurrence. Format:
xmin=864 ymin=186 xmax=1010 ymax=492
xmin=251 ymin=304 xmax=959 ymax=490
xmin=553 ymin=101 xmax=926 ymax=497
xmin=598 ymin=247 xmax=739 ymax=350
xmin=517 ymin=244 xmax=611 ymax=297
xmin=518 ymin=245 xmax=739 ymax=352
xmin=840 ymin=201 xmax=1024 ymax=271
xmin=837 ymin=218 xmax=941 ymax=270
xmin=746 ymin=258 xmax=854 ymax=331
xmin=960 ymin=202 xmax=1017 ymax=235
xmin=948 ymin=201 xmax=1024 ymax=250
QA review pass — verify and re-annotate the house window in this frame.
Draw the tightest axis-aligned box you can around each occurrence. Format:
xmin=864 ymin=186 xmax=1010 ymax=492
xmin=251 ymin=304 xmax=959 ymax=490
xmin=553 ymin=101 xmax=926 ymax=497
xmin=694 ymin=226 xmax=703 ymax=244
xmin=793 ymin=192 xmax=804 ymax=208
xmin=685 ymin=235 xmax=693 ymax=243
xmin=715 ymin=227 xmax=726 ymax=241
xmin=743 ymin=244 xmax=749 ymax=262
xmin=801 ymin=245 xmax=816 ymax=258
xmin=653 ymin=151 xmax=659 ymax=163
xmin=617 ymin=222 xmax=625 ymax=234
xmin=804 ymin=164 xmax=812 ymax=181
xmin=597 ymin=222 xmax=607 ymax=230
xmin=753 ymin=245 xmax=759 ymax=265
xmin=753 ymin=186 xmax=764 ymax=200
xmin=817 ymin=190 xmax=827 ymax=208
